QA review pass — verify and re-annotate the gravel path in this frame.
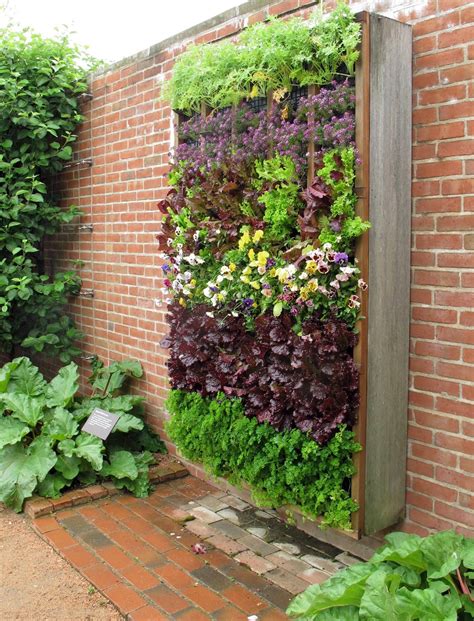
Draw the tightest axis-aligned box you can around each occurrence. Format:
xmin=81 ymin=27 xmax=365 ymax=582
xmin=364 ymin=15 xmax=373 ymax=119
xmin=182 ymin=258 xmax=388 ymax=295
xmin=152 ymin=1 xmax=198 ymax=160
xmin=0 ymin=505 xmax=123 ymax=621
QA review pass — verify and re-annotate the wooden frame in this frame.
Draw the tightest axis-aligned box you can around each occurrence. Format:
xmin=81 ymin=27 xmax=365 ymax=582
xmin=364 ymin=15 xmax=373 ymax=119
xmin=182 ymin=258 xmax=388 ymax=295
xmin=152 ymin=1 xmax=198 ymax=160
xmin=171 ymin=12 xmax=412 ymax=539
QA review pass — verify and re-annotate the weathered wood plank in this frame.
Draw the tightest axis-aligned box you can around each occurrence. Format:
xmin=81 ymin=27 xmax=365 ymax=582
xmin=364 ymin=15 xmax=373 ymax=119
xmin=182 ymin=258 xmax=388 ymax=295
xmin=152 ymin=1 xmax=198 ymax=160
xmin=364 ymin=13 xmax=412 ymax=534
xmin=352 ymin=10 xmax=370 ymax=537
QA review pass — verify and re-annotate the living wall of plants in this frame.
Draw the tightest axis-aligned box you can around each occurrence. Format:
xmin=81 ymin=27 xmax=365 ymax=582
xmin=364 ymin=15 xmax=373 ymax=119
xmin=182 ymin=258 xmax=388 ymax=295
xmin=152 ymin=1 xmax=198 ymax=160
xmin=161 ymin=4 xmax=369 ymax=528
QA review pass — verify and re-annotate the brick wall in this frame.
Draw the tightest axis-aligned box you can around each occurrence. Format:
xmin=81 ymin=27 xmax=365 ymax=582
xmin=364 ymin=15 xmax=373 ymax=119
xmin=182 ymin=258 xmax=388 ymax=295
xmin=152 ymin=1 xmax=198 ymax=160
xmin=48 ymin=0 xmax=474 ymax=537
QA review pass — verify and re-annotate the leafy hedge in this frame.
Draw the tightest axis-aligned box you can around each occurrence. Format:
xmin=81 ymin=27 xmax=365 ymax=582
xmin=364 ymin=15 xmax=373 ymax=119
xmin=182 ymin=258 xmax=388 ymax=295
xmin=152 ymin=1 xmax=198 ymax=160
xmin=166 ymin=390 xmax=360 ymax=529
xmin=0 ymin=28 xmax=94 ymax=361
xmin=0 ymin=357 xmax=165 ymax=511
xmin=288 ymin=530 xmax=474 ymax=620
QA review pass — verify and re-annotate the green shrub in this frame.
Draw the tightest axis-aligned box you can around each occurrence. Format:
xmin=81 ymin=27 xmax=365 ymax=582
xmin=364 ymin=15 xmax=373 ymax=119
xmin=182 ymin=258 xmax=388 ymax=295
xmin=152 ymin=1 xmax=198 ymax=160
xmin=287 ymin=530 xmax=474 ymax=620
xmin=0 ymin=27 xmax=97 ymax=361
xmin=166 ymin=389 xmax=360 ymax=529
xmin=0 ymin=357 xmax=165 ymax=511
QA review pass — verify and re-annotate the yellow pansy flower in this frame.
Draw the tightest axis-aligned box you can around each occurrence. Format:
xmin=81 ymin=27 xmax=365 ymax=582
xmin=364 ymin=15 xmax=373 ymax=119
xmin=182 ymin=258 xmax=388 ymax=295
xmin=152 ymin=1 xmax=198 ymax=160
xmin=252 ymin=230 xmax=264 ymax=243
xmin=250 ymin=281 xmax=261 ymax=290
xmin=229 ymin=263 xmax=236 ymax=272
xmin=238 ymin=230 xmax=251 ymax=251
xmin=257 ymin=251 xmax=269 ymax=267
xmin=248 ymin=248 xmax=255 ymax=261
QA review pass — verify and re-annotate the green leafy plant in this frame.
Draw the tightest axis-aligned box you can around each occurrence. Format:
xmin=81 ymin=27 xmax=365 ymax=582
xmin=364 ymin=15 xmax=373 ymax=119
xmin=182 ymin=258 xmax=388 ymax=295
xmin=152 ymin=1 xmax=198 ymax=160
xmin=0 ymin=27 xmax=96 ymax=361
xmin=316 ymin=148 xmax=370 ymax=249
xmin=165 ymin=3 xmax=361 ymax=113
xmin=0 ymin=357 xmax=165 ymax=511
xmin=166 ymin=389 xmax=360 ymax=529
xmin=255 ymin=155 xmax=302 ymax=240
xmin=287 ymin=530 xmax=474 ymax=620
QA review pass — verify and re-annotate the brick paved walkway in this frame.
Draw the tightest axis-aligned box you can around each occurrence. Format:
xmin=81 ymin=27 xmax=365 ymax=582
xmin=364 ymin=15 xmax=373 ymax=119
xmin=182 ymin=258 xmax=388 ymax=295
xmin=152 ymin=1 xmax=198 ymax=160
xmin=32 ymin=475 xmax=362 ymax=620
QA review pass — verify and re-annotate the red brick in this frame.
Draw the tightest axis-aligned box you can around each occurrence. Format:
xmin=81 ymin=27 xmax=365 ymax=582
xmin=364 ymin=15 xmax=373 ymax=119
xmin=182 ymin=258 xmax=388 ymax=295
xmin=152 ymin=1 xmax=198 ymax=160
xmin=222 ymin=583 xmax=268 ymax=614
xmin=46 ymin=528 xmax=77 ymax=550
xmin=435 ymin=432 xmax=474 ymax=455
xmin=435 ymin=501 xmax=474 ymax=527
xmin=436 ymin=360 xmax=474 ymax=382
xmin=436 ymin=396 xmax=473 ymax=417
xmin=438 ymin=252 xmax=474 ymax=268
xmin=409 ymin=390 xmax=434 ymax=410
xmin=408 ymin=507 xmax=454 ymax=532
xmin=121 ymin=564 xmax=160 ymax=590
xmin=104 ymin=584 xmax=148 ymax=614
xmin=411 ymin=442 xmax=458 ymax=468
xmin=413 ymin=12 xmax=460 ymax=36
xmin=181 ymin=585 xmax=226 ymax=613
xmin=413 ymin=71 xmax=439 ymax=90
xmin=439 ymin=101 xmax=474 ymax=120
xmin=413 ymin=107 xmax=438 ymax=125
xmin=413 ymin=143 xmax=437 ymax=160
xmin=438 ymin=140 xmax=474 ymax=158
xmin=437 ymin=326 xmax=474 ymax=345
xmin=408 ymin=425 xmax=433 ymax=443
xmin=166 ymin=548 xmax=206 ymax=572
xmin=62 ymin=544 xmax=97 ymax=568
xmin=412 ymin=307 xmax=457 ymax=324
xmin=416 ymin=121 xmax=464 ymax=142
xmin=33 ymin=516 xmax=60 ymax=533
xmin=412 ymin=215 xmax=435 ymax=231
xmin=440 ymin=64 xmax=474 ymax=85
xmin=82 ymin=563 xmax=120 ymax=590
xmin=435 ymin=290 xmax=474 ymax=307
xmin=416 ymin=160 xmax=462 ymax=178
xmin=436 ymin=466 xmax=473 ymax=491
xmin=212 ymin=606 xmax=249 ymax=621
xmin=439 ymin=25 xmax=474 ymax=48
xmin=413 ymin=409 xmax=460 ymax=433
xmin=463 ymin=348 xmax=474 ymax=363
xmin=98 ymin=546 xmax=132 ymax=570
xmin=410 ymin=357 xmax=434 ymax=374
xmin=438 ymin=215 xmax=474 ymax=231
xmin=128 ymin=606 xmax=168 ymax=621
xmin=415 ymin=341 xmax=460 ymax=360
xmin=412 ymin=179 xmax=440 ymax=197
xmin=415 ymin=48 xmax=464 ymax=70
xmin=416 ymin=234 xmax=462 ymax=250
xmin=411 ymin=477 xmax=458 ymax=502
xmin=154 ymin=563 xmax=195 ymax=589
xmin=414 ymin=270 xmax=459 ymax=286
xmin=410 ymin=288 xmax=432 ymax=304
xmin=407 ymin=457 xmax=434 ymax=478
xmin=177 ymin=609 xmax=211 ymax=621
xmin=460 ymin=457 xmax=474 ymax=474
xmin=406 ymin=490 xmax=433 ymax=512
xmin=461 ymin=5 xmax=474 ymax=23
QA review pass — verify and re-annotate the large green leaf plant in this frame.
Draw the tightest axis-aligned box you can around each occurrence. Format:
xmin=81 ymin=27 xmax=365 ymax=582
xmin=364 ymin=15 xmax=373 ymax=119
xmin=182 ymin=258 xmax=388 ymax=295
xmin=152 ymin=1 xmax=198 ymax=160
xmin=0 ymin=357 xmax=165 ymax=511
xmin=287 ymin=530 xmax=474 ymax=620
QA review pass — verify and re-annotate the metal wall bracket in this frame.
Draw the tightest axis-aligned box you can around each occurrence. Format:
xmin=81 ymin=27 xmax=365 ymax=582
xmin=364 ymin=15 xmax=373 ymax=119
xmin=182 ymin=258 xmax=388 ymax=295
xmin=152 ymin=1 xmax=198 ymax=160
xmin=74 ymin=289 xmax=95 ymax=298
xmin=63 ymin=158 xmax=93 ymax=170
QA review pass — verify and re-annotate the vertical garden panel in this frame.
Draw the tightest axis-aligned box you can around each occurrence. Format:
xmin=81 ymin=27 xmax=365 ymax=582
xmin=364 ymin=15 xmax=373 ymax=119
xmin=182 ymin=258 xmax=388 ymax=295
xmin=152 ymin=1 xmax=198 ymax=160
xmin=163 ymin=8 xmax=412 ymax=540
